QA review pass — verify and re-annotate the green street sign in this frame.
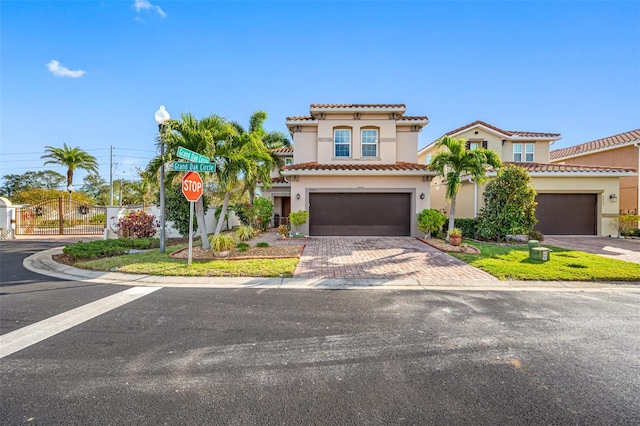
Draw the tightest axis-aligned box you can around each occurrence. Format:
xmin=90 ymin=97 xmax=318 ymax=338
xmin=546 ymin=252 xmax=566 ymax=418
xmin=173 ymin=161 xmax=216 ymax=173
xmin=176 ymin=146 xmax=210 ymax=163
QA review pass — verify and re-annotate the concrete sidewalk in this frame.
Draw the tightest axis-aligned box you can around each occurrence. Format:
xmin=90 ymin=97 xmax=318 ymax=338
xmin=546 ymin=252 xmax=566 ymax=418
xmin=23 ymin=247 xmax=640 ymax=292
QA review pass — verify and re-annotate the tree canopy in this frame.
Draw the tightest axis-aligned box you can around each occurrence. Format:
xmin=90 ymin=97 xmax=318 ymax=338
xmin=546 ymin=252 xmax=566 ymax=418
xmin=429 ymin=136 xmax=502 ymax=235
xmin=41 ymin=143 xmax=99 ymax=193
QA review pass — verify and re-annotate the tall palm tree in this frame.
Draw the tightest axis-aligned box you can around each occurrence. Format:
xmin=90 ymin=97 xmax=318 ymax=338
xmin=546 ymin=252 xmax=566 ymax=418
xmin=146 ymin=113 xmax=232 ymax=249
xmin=229 ymin=111 xmax=287 ymax=204
xmin=213 ymin=115 xmax=272 ymax=235
xmin=41 ymin=143 xmax=99 ymax=201
xmin=429 ymin=136 xmax=502 ymax=236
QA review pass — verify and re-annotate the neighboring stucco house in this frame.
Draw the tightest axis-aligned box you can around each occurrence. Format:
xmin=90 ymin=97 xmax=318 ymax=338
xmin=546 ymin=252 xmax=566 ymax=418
xmin=550 ymin=129 xmax=640 ymax=215
xmin=260 ymin=104 xmax=436 ymax=236
xmin=417 ymin=121 xmax=637 ymax=236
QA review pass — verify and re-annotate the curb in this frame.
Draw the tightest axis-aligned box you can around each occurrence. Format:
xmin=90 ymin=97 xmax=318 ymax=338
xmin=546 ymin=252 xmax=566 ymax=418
xmin=23 ymin=247 xmax=640 ymax=292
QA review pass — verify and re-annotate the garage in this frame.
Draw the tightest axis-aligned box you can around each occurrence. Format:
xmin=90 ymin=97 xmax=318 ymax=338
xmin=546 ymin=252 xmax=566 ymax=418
xmin=309 ymin=193 xmax=411 ymax=236
xmin=534 ymin=193 xmax=597 ymax=235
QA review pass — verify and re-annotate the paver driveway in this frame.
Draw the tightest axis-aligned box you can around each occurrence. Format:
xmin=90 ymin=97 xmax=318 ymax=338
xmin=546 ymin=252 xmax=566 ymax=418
xmin=293 ymin=236 xmax=497 ymax=281
xmin=544 ymin=236 xmax=640 ymax=264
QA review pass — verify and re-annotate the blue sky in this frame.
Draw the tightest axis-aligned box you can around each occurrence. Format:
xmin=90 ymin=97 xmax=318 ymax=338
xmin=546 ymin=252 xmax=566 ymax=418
xmin=1 ymin=0 xmax=639 ymax=188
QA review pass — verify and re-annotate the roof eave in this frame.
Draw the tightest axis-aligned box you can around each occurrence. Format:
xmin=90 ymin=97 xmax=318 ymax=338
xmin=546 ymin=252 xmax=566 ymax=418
xmin=550 ymin=140 xmax=640 ymax=162
xmin=281 ymin=170 xmax=437 ymax=177
xmin=309 ymin=105 xmax=407 ymax=114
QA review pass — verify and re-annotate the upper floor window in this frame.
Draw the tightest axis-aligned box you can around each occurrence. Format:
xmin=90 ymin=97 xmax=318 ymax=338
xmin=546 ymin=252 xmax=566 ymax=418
xmin=284 ymin=157 xmax=293 ymax=166
xmin=466 ymin=140 xmax=487 ymax=150
xmin=425 ymin=154 xmax=432 ymax=164
xmin=513 ymin=143 xmax=534 ymax=162
xmin=361 ymin=129 xmax=378 ymax=157
xmin=334 ymin=129 xmax=351 ymax=157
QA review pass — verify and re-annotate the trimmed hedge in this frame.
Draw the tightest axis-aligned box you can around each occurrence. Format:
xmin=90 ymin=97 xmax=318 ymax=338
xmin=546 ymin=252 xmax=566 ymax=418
xmin=442 ymin=218 xmax=478 ymax=239
xmin=63 ymin=238 xmax=158 ymax=261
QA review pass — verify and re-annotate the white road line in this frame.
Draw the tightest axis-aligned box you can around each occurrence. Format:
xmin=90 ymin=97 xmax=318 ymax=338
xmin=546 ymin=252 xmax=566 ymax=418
xmin=0 ymin=286 xmax=161 ymax=359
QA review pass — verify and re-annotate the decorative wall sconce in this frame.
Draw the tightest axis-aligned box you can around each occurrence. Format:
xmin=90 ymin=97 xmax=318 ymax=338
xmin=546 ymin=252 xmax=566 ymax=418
xmin=609 ymin=193 xmax=618 ymax=202
xmin=419 ymin=193 xmax=425 ymax=200
xmin=296 ymin=193 xmax=300 ymax=200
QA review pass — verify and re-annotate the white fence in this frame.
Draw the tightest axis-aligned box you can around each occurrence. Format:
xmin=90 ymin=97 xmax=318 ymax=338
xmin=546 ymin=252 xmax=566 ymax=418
xmin=104 ymin=205 xmax=240 ymax=239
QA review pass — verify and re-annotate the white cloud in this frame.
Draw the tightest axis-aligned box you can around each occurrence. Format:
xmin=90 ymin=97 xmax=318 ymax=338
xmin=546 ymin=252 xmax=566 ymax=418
xmin=133 ymin=0 xmax=167 ymax=18
xmin=46 ymin=60 xmax=86 ymax=78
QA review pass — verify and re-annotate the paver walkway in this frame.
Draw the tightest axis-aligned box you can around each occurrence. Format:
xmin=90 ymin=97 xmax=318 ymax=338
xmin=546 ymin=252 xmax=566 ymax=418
xmin=288 ymin=236 xmax=496 ymax=281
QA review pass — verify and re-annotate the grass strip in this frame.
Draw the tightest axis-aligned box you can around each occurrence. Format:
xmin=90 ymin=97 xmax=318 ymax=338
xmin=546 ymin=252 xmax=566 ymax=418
xmin=450 ymin=241 xmax=640 ymax=281
xmin=78 ymin=245 xmax=298 ymax=277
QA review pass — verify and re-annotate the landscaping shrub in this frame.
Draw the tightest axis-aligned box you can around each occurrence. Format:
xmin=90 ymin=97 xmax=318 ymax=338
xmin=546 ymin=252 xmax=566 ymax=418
xmin=89 ymin=213 xmax=106 ymax=225
xmin=253 ymin=197 xmax=273 ymax=231
xmin=63 ymin=238 xmax=156 ymax=261
xmin=289 ymin=210 xmax=309 ymax=236
xmin=256 ymin=241 xmax=269 ymax=248
xmin=234 ymin=203 xmax=257 ymax=227
xmin=417 ymin=209 xmax=446 ymax=238
xmin=476 ymin=164 xmax=537 ymax=241
xmin=236 ymin=242 xmax=249 ymax=252
xmin=528 ymin=230 xmax=544 ymax=241
xmin=209 ymin=233 xmax=235 ymax=253
xmin=236 ymin=225 xmax=257 ymax=241
xmin=115 ymin=211 xmax=159 ymax=238
xmin=453 ymin=218 xmax=478 ymax=239
xmin=277 ymin=224 xmax=289 ymax=238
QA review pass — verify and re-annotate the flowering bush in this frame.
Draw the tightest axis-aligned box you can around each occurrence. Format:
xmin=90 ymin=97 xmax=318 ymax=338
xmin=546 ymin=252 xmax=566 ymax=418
xmin=115 ymin=210 xmax=159 ymax=238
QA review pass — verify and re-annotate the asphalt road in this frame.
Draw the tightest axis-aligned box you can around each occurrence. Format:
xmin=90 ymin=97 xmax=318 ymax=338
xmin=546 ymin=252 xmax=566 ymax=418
xmin=1 ymin=240 xmax=640 ymax=425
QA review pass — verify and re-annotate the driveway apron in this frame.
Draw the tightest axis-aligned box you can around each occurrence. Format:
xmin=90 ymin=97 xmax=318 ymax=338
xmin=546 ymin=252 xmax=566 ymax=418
xmin=293 ymin=236 xmax=497 ymax=281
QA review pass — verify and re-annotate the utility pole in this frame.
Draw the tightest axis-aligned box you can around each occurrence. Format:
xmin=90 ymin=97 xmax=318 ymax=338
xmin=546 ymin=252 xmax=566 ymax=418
xmin=109 ymin=145 xmax=114 ymax=205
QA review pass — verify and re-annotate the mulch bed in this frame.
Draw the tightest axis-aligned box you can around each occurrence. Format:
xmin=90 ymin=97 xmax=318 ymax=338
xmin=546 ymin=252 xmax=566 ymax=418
xmin=169 ymin=244 xmax=305 ymax=261
xmin=417 ymin=238 xmax=481 ymax=255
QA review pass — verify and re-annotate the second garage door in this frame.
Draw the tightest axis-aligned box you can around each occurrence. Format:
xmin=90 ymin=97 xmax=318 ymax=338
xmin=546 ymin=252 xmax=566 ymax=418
xmin=309 ymin=193 xmax=411 ymax=236
xmin=534 ymin=193 xmax=597 ymax=235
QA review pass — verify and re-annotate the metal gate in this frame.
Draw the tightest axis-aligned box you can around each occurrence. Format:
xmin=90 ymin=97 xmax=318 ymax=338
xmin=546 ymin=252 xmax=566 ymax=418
xmin=16 ymin=196 xmax=107 ymax=235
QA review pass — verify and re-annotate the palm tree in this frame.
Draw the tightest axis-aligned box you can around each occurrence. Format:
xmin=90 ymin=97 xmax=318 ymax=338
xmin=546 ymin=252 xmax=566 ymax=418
xmin=146 ymin=113 xmax=232 ymax=249
xmin=41 ymin=143 xmax=99 ymax=203
xmin=229 ymin=111 xmax=287 ymax=204
xmin=213 ymin=114 xmax=272 ymax=235
xmin=429 ymin=136 xmax=502 ymax=236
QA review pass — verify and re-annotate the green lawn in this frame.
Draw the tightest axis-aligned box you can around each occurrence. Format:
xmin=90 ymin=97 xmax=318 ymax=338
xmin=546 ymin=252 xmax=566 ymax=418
xmin=451 ymin=241 xmax=640 ymax=281
xmin=78 ymin=245 xmax=298 ymax=278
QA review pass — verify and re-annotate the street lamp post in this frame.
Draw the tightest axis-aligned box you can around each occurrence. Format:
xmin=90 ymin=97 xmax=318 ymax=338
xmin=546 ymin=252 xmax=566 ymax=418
xmin=155 ymin=105 xmax=170 ymax=253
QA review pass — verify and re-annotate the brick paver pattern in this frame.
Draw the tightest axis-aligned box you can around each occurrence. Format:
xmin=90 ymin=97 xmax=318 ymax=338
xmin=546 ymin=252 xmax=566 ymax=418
xmin=286 ymin=236 xmax=497 ymax=281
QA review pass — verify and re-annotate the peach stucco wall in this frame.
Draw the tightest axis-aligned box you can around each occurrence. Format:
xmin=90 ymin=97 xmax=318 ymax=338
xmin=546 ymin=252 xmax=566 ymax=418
xmin=557 ymin=145 xmax=639 ymax=213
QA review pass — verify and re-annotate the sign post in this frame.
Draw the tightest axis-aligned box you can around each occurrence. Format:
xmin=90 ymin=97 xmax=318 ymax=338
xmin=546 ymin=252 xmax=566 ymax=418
xmin=182 ymin=171 xmax=204 ymax=265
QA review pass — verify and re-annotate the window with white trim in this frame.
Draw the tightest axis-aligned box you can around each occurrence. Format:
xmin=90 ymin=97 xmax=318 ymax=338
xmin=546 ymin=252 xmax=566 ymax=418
xmin=361 ymin=129 xmax=378 ymax=157
xmin=469 ymin=142 xmax=479 ymax=150
xmin=513 ymin=144 xmax=523 ymax=162
xmin=525 ymin=143 xmax=534 ymax=162
xmin=285 ymin=157 xmax=293 ymax=166
xmin=334 ymin=129 xmax=351 ymax=157
xmin=514 ymin=143 xmax=535 ymax=162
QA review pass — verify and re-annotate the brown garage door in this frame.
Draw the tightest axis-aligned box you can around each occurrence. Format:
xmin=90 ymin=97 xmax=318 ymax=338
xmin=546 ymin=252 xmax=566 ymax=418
xmin=534 ymin=193 xmax=597 ymax=235
xmin=309 ymin=193 xmax=411 ymax=236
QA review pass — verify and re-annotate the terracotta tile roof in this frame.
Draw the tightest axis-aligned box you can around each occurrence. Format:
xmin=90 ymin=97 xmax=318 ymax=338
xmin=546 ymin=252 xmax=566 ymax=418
xmin=505 ymin=161 xmax=636 ymax=174
xmin=283 ymin=162 xmax=429 ymax=172
xmin=285 ymin=116 xmax=316 ymax=121
xmin=444 ymin=120 xmax=560 ymax=139
xmin=310 ymin=104 xmax=406 ymax=109
xmin=550 ymin=129 xmax=640 ymax=160
xmin=270 ymin=147 xmax=294 ymax=153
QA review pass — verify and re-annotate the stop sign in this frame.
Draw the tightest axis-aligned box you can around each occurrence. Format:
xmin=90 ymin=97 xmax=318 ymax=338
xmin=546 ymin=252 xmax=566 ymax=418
xmin=182 ymin=171 xmax=203 ymax=202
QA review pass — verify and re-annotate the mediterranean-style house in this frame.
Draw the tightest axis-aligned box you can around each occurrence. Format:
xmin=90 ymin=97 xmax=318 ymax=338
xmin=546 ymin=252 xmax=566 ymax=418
xmin=417 ymin=121 xmax=637 ymax=236
xmin=259 ymin=104 xmax=436 ymax=236
xmin=550 ymin=129 xmax=640 ymax=215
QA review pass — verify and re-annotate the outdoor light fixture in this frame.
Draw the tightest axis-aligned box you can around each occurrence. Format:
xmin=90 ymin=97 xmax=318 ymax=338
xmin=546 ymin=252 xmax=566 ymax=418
xmin=420 ymin=193 xmax=425 ymax=200
xmin=296 ymin=193 xmax=300 ymax=200
xmin=609 ymin=193 xmax=618 ymax=202
xmin=155 ymin=105 xmax=170 ymax=253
